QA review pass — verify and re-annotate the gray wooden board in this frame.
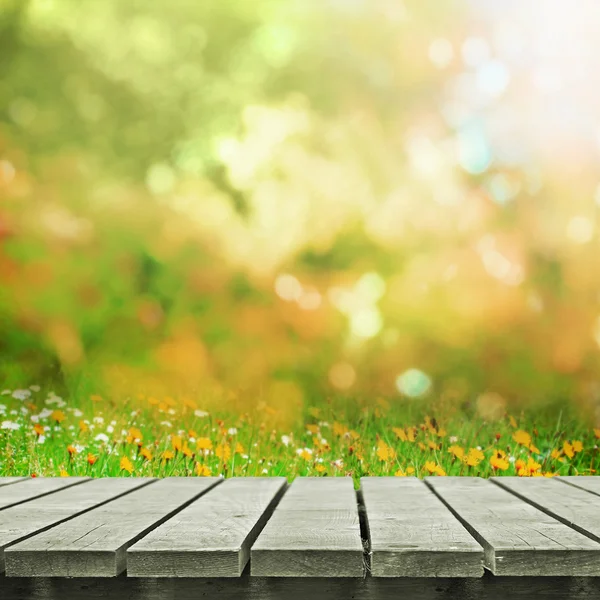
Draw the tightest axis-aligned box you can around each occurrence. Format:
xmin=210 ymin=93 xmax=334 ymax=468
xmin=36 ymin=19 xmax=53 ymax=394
xmin=0 ymin=478 xmax=88 ymax=510
xmin=492 ymin=476 xmax=600 ymax=543
xmin=251 ymin=477 xmax=364 ymax=577
xmin=425 ymin=476 xmax=600 ymax=576
xmin=361 ymin=477 xmax=484 ymax=577
xmin=0 ymin=478 xmax=150 ymax=572
xmin=2 ymin=574 xmax=600 ymax=600
xmin=0 ymin=479 xmax=27 ymax=489
xmin=127 ymin=477 xmax=285 ymax=577
xmin=5 ymin=478 xmax=221 ymax=577
xmin=557 ymin=476 xmax=600 ymax=497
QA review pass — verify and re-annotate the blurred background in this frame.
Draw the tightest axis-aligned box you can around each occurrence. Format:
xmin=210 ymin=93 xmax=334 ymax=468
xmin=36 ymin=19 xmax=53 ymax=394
xmin=1 ymin=0 xmax=599 ymax=421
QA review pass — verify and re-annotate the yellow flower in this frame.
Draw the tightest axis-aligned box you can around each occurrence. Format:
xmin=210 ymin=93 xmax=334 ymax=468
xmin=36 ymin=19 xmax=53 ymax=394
xmin=517 ymin=457 xmax=541 ymax=476
xmin=394 ymin=469 xmax=407 ymax=477
xmin=594 ymin=428 xmax=600 ymax=440
xmin=196 ymin=438 xmax=213 ymax=451
xmin=550 ymin=449 xmax=563 ymax=460
xmin=508 ymin=415 xmax=518 ymax=428
xmin=393 ymin=427 xmax=407 ymax=442
xmin=315 ymin=464 xmax=326 ymax=473
xmin=127 ymin=427 xmax=143 ymax=444
xmin=60 ymin=470 xmax=69 ymax=477
xmin=235 ymin=442 xmax=244 ymax=454
xmin=162 ymin=450 xmax=175 ymax=461
xmin=333 ymin=422 xmax=348 ymax=436
xmin=406 ymin=466 xmax=415 ymax=475
xmin=195 ymin=463 xmax=211 ymax=476
xmin=120 ymin=457 xmax=134 ymax=474
xmin=427 ymin=440 xmax=439 ymax=451
xmin=376 ymin=441 xmax=395 ymax=462
xmin=79 ymin=420 xmax=88 ymax=433
xmin=544 ymin=471 xmax=558 ymax=477
xmin=215 ymin=443 xmax=231 ymax=461
xmin=181 ymin=443 xmax=194 ymax=458
xmin=437 ymin=428 xmax=447 ymax=438
xmin=563 ymin=441 xmax=574 ymax=458
xmin=424 ymin=461 xmax=444 ymax=475
xmin=140 ymin=447 xmax=153 ymax=461
xmin=464 ymin=448 xmax=484 ymax=467
xmin=52 ymin=410 xmax=65 ymax=423
xmin=448 ymin=445 xmax=464 ymax=460
xmin=513 ymin=430 xmax=531 ymax=446
xmin=572 ymin=440 xmax=583 ymax=453
xmin=299 ymin=449 xmax=312 ymax=461
xmin=306 ymin=424 xmax=320 ymax=434
xmin=171 ymin=435 xmax=183 ymax=452
xmin=33 ymin=424 xmax=44 ymax=436
xmin=490 ymin=455 xmax=509 ymax=471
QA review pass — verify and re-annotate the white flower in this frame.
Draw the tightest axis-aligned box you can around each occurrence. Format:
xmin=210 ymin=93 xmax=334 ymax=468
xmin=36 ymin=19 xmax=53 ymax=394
xmin=72 ymin=409 xmax=83 ymax=417
xmin=318 ymin=421 xmax=330 ymax=428
xmin=0 ymin=404 xmax=6 ymax=412
xmin=74 ymin=444 xmax=85 ymax=453
xmin=1 ymin=390 xmax=11 ymax=395
xmin=1 ymin=421 xmax=20 ymax=430
xmin=262 ymin=469 xmax=268 ymax=474
xmin=189 ymin=437 xmax=196 ymax=444
xmin=449 ymin=436 xmax=458 ymax=443
xmin=320 ymin=439 xmax=328 ymax=445
xmin=333 ymin=459 xmax=344 ymax=469
xmin=12 ymin=389 xmax=31 ymax=400
xmin=160 ymin=421 xmax=172 ymax=428
xmin=30 ymin=415 xmax=39 ymax=423
xmin=95 ymin=433 xmax=109 ymax=443
xmin=281 ymin=435 xmax=291 ymax=446
xmin=37 ymin=435 xmax=46 ymax=444
xmin=29 ymin=385 xmax=41 ymax=392
xmin=509 ymin=456 xmax=516 ymax=463
xmin=93 ymin=416 xmax=104 ymax=424
xmin=194 ymin=410 xmax=209 ymax=418
xmin=106 ymin=425 xmax=114 ymax=433
xmin=228 ymin=427 xmax=238 ymax=435
xmin=37 ymin=408 xmax=53 ymax=420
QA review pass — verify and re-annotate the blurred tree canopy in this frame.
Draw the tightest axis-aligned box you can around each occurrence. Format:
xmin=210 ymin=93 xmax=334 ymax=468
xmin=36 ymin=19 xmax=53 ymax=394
xmin=1 ymin=0 xmax=600 ymax=422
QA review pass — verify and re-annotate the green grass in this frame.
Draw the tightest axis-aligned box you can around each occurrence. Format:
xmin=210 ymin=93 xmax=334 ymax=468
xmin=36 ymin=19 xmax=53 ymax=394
xmin=1 ymin=386 xmax=598 ymax=484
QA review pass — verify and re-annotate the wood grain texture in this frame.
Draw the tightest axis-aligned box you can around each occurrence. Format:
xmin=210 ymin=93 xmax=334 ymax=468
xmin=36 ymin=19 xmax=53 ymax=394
xmin=251 ymin=477 xmax=364 ymax=578
xmin=492 ymin=476 xmax=600 ymax=542
xmin=426 ymin=476 xmax=600 ymax=576
xmin=2 ymin=573 xmax=600 ymax=600
xmin=127 ymin=477 xmax=285 ymax=578
xmin=0 ymin=479 xmax=27 ymax=489
xmin=5 ymin=478 xmax=220 ymax=577
xmin=0 ymin=478 xmax=149 ymax=573
xmin=0 ymin=478 xmax=88 ymax=510
xmin=557 ymin=476 xmax=600 ymax=497
xmin=361 ymin=477 xmax=484 ymax=577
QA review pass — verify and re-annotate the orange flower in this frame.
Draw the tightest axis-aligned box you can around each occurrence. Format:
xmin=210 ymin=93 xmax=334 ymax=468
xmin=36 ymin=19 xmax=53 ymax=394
xmin=67 ymin=444 xmax=78 ymax=457
xmin=87 ymin=454 xmax=97 ymax=466
xmin=594 ymin=428 xmax=600 ymax=440
xmin=33 ymin=424 xmax=44 ymax=436
xmin=79 ymin=420 xmax=89 ymax=433
xmin=181 ymin=443 xmax=194 ymax=459
xmin=120 ymin=457 xmax=134 ymax=474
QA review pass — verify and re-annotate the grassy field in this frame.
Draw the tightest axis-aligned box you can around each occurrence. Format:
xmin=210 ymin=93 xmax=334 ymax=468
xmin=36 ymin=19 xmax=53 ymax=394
xmin=1 ymin=386 xmax=598 ymax=484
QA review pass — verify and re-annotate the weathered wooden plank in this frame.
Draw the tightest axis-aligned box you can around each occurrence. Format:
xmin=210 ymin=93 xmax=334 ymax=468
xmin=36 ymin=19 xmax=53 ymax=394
xmin=557 ymin=476 xmax=600 ymax=497
xmin=251 ymin=477 xmax=364 ymax=577
xmin=0 ymin=477 xmax=88 ymax=510
xmin=0 ymin=478 xmax=27 ymax=489
xmin=2 ymin=573 xmax=600 ymax=600
xmin=5 ymin=478 xmax=220 ymax=577
xmin=127 ymin=477 xmax=285 ymax=577
xmin=492 ymin=476 xmax=600 ymax=543
xmin=426 ymin=476 xmax=600 ymax=576
xmin=361 ymin=477 xmax=484 ymax=577
xmin=0 ymin=478 xmax=149 ymax=572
